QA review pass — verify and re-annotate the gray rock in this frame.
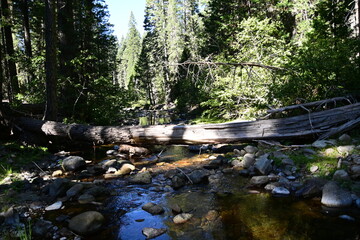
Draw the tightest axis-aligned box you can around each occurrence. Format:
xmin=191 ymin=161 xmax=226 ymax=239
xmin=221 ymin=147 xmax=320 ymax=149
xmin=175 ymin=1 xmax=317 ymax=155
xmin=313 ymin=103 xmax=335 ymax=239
xmin=33 ymin=219 xmax=53 ymax=236
xmin=254 ymin=154 xmax=272 ymax=175
xmin=272 ymin=187 xmax=290 ymax=195
xmin=1 ymin=207 xmax=19 ymax=226
xmin=337 ymin=145 xmax=355 ymax=155
xmin=350 ymin=165 xmax=360 ymax=178
xmin=142 ymin=202 xmax=164 ymax=215
xmin=239 ymin=169 xmax=249 ymax=176
xmin=62 ymin=156 xmax=86 ymax=172
xmin=339 ymin=215 xmax=355 ymax=221
xmin=171 ymin=174 xmax=187 ymax=189
xmin=101 ymin=159 xmax=119 ymax=169
xmin=78 ymin=194 xmax=95 ymax=204
xmin=84 ymin=186 xmax=110 ymax=197
xmin=355 ymin=198 xmax=360 ymax=208
xmin=45 ymin=201 xmax=63 ymax=211
xmin=68 ymin=211 xmax=104 ymax=235
xmin=173 ymin=213 xmax=193 ymax=224
xmin=302 ymin=148 xmax=317 ymax=155
xmin=189 ymin=169 xmax=209 ymax=184
xmin=333 ymin=169 xmax=350 ymax=181
xmin=244 ymin=145 xmax=258 ymax=154
xmin=351 ymin=154 xmax=360 ymax=164
xmin=321 ymin=181 xmax=353 ymax=207
xmin=281 ymin=158 xmax=295 ymax=166
xmin=48 ymin=178 xmax=70 ymax=198
xmin=272 ymin=151 xmax=289 ymax=159
xmin=339 ymin=134 xmax=352 ymax=143
xmin=295 ymin=178 xmax=327 ymax=198
xmin=66 ymin=184 xmax=84 ymax=198
xmin=142 ymin=227 xmax=167 ymax=239
xmin=312 ymin=140 xmax=336 ymax=148
xmin=264 ymin=182 xmax=285 ymax=191
xmin=249 ymin=176 xmax=269 ymax=187
xmin=242 ymin=154 xmax=255 ymax=168
xmin=231 ymin=159 xmax=242 ymax=167
xmin=129 ymin=171 xmax=152 ymax=184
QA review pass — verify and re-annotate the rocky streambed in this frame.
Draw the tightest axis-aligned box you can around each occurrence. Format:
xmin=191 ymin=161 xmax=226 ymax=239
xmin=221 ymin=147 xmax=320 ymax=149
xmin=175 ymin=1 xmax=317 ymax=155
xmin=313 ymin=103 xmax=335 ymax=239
xmin=1 ymin=134 xmax=360 ymax=239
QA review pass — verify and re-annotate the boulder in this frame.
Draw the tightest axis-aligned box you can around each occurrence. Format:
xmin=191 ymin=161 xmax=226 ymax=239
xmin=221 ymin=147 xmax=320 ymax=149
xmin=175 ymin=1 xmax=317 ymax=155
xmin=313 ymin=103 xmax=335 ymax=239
xmin=142 ymin=227 xmax=167 ymax=239
xmin=249 ymin=176 xmax=269 ymax=187
xmin=254 ymin=154 xmax=272 ymax=175
xmin=173 ymin=213 xmax=193 ymax=224
xmin=350 ymin=165 xmax=360 ymax=178
xmin=47 ymin=178 xmax=70 ymax=198
xmin=242 ymin=154 xmax=255 ymax=168
xmin=321 ymin=181 xmax=353 ymax=207
xmin=339 ymin=134 xmax=352 ymax=143
xmin=62 ymin=156 xmax=86 ymax=172
xmin=66 ymin=184 xmax=84 ymax=198
xmin=68 ymin=211 xmax=105 ymax=235
xmin=78 ymin=194 xmax=95 ymax=204
xmin=244 ymin=145 xmax=258 ymax=154
xmin=142 ymin=202 xmax=164 ymax=215
xmin=337 ymin=146 xmax=355 ymax=155
xmin=295 ymin=178 xmax=327 ymax=198
xmin=33 ymin=219 xmax=53 ymax=237
xmin=333 ymin=169 xmax=350 ymax=181
xmin=189 ymin=169 xmax=209 ymax=184
xmin=171 ymin=174 xmax=187 ymax=189
xmin=129 ymin=171 xmax=152 ymax=184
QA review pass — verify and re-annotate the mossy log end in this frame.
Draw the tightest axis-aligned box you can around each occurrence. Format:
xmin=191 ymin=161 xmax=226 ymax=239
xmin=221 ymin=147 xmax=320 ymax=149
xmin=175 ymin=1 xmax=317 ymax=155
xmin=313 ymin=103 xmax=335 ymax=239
xmin=13 ymin=102 xmax=360 ymax=145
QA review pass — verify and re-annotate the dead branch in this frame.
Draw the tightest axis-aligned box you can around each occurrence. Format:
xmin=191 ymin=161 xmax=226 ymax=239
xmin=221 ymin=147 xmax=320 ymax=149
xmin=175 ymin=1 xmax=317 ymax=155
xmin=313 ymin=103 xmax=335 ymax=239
xmin=172 ymin=61 xmax=286 ymax=71
xmin=267 ymin=96 xmax=354 ymax=114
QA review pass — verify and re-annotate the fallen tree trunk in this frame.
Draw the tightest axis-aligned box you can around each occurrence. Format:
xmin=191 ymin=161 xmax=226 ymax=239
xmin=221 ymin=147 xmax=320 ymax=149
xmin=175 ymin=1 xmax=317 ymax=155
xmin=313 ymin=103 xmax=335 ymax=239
xmin=13 ymin=102 xmax=360 ymax=145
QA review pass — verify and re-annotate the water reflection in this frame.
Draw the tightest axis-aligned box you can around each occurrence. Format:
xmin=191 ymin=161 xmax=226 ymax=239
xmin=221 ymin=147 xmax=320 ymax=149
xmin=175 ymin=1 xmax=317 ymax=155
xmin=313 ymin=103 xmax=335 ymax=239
xmin=101 ymin=146 xmax=360 ymax=240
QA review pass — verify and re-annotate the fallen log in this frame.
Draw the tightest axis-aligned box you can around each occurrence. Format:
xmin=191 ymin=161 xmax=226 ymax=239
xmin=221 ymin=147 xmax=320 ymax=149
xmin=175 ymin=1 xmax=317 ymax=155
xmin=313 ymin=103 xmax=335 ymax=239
xmin=13 ymin=102 xmax=360 ymax=145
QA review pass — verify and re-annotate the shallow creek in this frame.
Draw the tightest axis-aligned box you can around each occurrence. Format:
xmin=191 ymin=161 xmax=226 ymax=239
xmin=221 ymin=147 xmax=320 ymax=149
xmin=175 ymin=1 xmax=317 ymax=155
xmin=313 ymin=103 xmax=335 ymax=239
xmin=55 ymin=145 xmax=360 ymax=240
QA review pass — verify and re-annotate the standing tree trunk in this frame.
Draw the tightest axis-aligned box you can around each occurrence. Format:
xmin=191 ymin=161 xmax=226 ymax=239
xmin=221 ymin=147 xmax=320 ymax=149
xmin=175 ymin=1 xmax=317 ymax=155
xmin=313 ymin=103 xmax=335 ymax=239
xmin=1 ymin=0 xmax=19 ymax=102
xmin=44 ymin=0 xmax=58 ymax=121
xmin=21 ymin=0 xmax=34 ymax=86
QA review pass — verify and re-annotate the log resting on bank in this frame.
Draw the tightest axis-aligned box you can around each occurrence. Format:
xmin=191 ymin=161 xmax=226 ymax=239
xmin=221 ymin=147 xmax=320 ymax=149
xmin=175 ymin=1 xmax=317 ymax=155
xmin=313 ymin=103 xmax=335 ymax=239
xmin=14 ymin=103 xmax=360 ymax=145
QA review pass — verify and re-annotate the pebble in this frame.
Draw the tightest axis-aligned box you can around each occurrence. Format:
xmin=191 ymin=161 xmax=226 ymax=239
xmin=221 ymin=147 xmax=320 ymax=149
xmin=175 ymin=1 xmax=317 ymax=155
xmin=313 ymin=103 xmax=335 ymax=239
xmin=310 ymin=165 xmax=319 ymax=173
xmin=272 ymin=187 xmax=290 ymax=195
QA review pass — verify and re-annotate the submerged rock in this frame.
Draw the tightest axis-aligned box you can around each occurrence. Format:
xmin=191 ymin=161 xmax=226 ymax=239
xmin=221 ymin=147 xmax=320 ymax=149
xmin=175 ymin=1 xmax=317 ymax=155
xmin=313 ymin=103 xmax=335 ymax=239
xmin=68 ymin=211 xmax=104 ymax=235
xmin=129 ymin=171 xmax=152 ymax=184
xmin=173 ymin=213 xmax=193 ymax=224
xmin=142 ymin=202 xmax=164 ymax=215
xmin=142 ymin=227 xmax=167 ymax=239
xmin=321 ymin=181 xmax=353 ymax=207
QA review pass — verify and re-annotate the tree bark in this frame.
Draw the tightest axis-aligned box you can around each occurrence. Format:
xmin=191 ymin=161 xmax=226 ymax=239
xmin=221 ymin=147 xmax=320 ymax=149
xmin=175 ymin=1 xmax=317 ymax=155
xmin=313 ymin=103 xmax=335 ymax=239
xmin=1 ymin=0 xmax=20 ymax=101
xmin=44 ymin=0 xmax=58 ymax=121
xmin=14 ymin=102 xmax=360 ymax=145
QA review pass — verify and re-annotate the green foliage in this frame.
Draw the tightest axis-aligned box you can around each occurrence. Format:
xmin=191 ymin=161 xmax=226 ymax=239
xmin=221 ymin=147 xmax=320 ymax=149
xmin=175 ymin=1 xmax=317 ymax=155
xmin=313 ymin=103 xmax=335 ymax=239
xmin=201 ymin=17 xmax=289 ymax=120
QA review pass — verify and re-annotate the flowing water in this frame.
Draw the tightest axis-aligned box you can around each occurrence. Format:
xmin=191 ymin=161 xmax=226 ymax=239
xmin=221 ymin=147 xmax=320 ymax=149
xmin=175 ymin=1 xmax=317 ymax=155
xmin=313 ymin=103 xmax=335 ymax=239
xmin=78 ymin=145 xmax=360 ymax=240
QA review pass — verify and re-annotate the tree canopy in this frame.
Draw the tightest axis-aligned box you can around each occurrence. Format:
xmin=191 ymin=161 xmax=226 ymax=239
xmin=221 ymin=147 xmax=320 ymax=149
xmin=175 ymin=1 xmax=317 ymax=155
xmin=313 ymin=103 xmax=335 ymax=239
xmin=0 ymin=0 xmax=359 ymax=125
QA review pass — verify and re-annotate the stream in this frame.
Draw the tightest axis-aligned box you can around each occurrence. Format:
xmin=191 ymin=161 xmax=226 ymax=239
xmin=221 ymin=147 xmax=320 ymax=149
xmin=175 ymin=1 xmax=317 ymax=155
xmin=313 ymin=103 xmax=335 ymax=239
xmin=63 ymin=145 xmax=360 ymax=240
